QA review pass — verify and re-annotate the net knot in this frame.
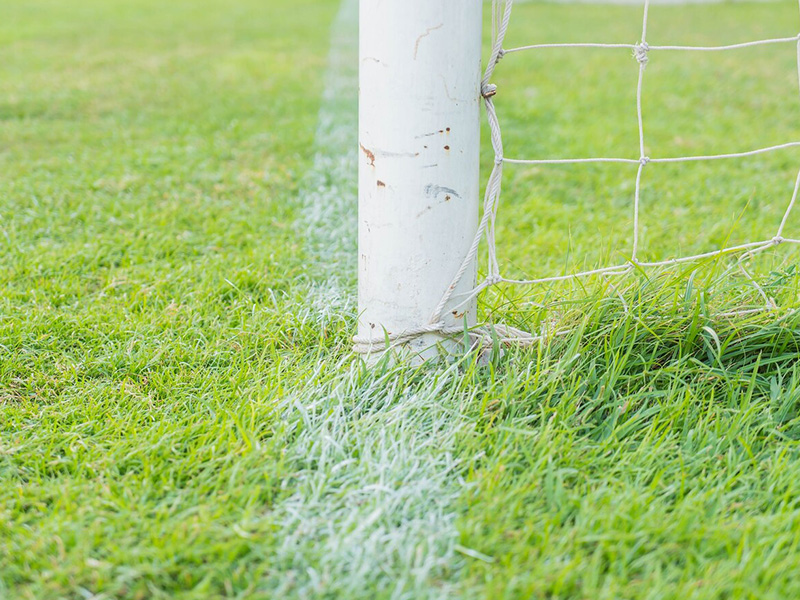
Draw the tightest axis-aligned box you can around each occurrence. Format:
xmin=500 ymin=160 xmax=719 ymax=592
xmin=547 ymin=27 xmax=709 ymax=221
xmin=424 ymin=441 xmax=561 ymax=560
xmin=482 ymin=83 xmax=498 ymax=99
xmin=494 ymin=155 xmax=504 ymax=165
xmin=496 ymin=48 xmax=506 ymax=62
xmin=633 ymin=42 xmax=650 ymax=66
xmin=487 ymin=274 xmax=503 ymax=285
xmin=639 ymin=156 xmax=650 ymax=166
xmin=773 ymin=235 xmax=785 ymax=244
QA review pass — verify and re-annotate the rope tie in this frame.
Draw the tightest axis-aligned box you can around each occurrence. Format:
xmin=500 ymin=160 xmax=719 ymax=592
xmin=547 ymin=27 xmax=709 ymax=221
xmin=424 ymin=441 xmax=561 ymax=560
xmin=482 ymin=83 xmax=498 ymax=99
xmin=634 ymin=41 xmax=650 ymax=66
xmin=487 ymin=274 xmax=503 ymax=285
xmin=639 ymin=156 xmax=650 ymax=165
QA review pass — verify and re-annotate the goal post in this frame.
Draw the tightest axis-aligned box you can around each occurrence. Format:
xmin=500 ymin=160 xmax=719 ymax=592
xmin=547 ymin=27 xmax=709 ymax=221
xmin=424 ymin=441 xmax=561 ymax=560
xmin=355 ymin=0 xmax=483 ymax=359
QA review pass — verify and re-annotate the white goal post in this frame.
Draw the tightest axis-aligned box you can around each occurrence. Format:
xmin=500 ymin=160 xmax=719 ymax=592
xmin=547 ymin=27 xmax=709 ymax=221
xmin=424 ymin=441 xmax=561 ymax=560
xmin=355 ymin=0 xmax=484 ymax=359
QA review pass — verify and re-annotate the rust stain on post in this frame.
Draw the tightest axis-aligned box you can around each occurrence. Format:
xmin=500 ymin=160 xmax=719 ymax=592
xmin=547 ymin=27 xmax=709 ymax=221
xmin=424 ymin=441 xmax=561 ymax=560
xmin=360 ymin=143 xmax=376 ymax=166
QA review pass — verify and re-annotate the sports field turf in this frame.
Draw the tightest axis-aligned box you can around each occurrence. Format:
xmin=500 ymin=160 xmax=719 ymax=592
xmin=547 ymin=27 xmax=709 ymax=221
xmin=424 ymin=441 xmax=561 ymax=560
xmin=2 ymin=0 xmax=800 ymax=598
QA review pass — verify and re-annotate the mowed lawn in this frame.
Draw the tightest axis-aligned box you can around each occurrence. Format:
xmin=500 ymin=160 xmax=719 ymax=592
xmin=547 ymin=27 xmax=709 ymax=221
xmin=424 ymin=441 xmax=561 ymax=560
xmin=2 ymin=1 xmax=800 ymax=599
xmin=0 ymin=0 xmax=345 ymax=597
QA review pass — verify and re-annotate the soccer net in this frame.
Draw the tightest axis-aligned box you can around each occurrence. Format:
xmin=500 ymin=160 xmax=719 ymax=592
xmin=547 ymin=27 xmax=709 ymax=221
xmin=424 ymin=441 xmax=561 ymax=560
xmin=429 ymin=0 xmax=800 ymax=334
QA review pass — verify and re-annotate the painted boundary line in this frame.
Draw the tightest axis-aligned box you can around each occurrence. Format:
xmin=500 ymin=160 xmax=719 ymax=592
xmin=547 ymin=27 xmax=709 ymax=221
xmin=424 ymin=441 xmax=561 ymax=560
xmin=299 ymin=0 xmax=358 ymax=312
xmin=265 ymin=2 xmax=476 ymax=598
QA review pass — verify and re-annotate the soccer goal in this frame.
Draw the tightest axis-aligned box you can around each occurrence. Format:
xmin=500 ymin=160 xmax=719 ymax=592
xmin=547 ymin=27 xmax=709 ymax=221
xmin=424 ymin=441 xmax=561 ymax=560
xmin=354 ymin=0 xmax=800 ymax=358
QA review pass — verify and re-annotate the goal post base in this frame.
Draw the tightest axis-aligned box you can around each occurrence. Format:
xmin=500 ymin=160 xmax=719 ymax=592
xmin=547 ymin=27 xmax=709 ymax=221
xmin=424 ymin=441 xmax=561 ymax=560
xmin=353 ymin=333 xmax=472 ymax=366
xmin=353 ymin=324 xmax=539 ymax=365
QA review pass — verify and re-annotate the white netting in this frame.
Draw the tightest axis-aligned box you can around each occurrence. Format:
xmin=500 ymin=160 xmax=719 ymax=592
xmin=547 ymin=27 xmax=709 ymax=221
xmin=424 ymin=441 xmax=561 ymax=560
xmin=356 ymin=0 xmax=800 ymax=355
xmin=433 ymin=0 xmax=800 ymax=316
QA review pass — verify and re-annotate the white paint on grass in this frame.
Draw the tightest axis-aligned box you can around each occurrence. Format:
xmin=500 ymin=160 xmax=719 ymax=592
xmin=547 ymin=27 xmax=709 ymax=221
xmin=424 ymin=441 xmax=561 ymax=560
xmin=269 ymin=1 xmax=476 ymax=597
xmin=299 ymin=0 xmax=358 ymax=311
xmin=268 ymin=368 xmax=478 ymax=599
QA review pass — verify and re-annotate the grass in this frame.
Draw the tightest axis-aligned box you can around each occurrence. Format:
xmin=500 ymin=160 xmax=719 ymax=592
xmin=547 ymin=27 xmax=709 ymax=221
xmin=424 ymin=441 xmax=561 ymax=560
xmin=2 ymin=0 xmax=800 ymax=599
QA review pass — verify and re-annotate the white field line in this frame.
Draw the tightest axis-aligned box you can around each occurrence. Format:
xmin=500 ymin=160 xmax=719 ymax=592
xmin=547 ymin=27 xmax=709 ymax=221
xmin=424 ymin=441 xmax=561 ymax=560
xmin=267 ymin=367 xmax=478 ymax=599
xmin=268 ymin=1 xmax=476 ymax=598
xmin=299 ymin=0 xmax=358 ymax=313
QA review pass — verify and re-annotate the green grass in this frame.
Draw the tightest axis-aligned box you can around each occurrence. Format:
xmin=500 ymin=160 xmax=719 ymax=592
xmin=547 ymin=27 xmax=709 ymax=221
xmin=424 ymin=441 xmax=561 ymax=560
xmin=2 ymin=0 xmax=800 ymax=599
